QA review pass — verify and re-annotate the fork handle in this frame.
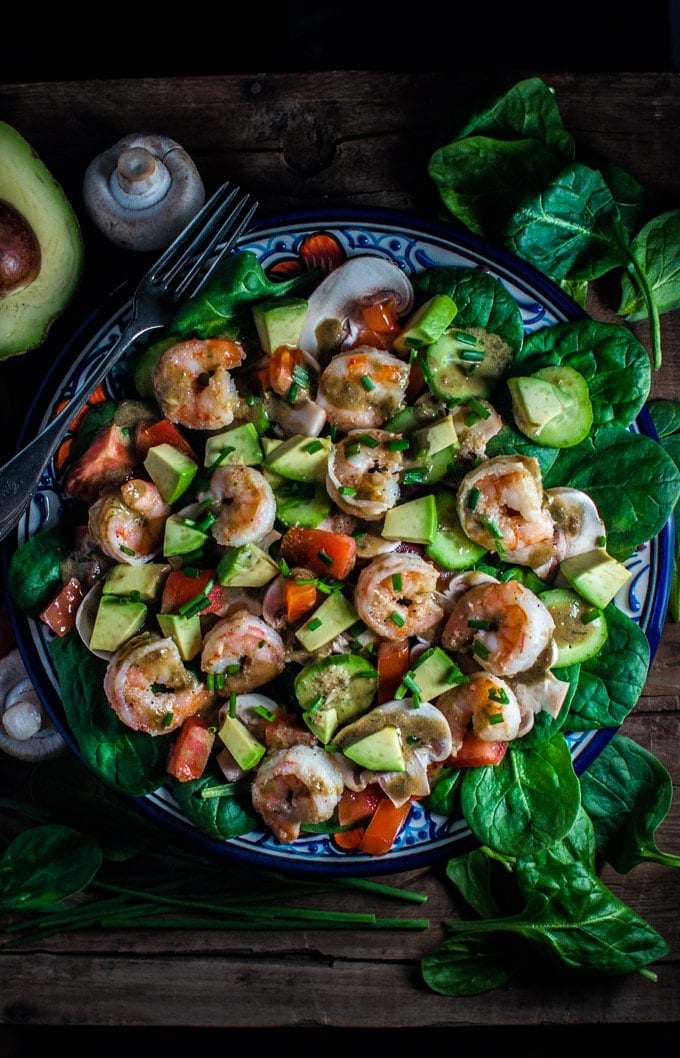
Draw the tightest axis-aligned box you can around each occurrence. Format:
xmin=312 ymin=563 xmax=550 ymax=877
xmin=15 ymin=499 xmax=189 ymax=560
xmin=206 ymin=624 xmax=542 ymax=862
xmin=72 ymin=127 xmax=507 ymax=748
xmin=0 ymin=311 xmax=161 ymax=545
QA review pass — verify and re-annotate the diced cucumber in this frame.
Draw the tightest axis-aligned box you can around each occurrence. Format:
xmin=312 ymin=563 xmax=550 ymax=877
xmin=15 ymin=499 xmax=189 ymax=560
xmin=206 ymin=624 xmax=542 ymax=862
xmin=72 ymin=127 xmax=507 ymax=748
xmin=423 ymin=327 xmax=512 ymax=401
xmin=425 ymin=490 xmax=487 ymax=569
xmin=295 ymin=653 xmax=378 ymax=743
xmin=539 ymin=587 xmax=608 ymax=665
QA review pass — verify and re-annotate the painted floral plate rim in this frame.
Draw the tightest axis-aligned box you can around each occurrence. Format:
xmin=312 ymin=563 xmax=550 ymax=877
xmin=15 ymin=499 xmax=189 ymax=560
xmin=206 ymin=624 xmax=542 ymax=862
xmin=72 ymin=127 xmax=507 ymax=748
xmin=7 ymin=207 xmax=673 ymax=877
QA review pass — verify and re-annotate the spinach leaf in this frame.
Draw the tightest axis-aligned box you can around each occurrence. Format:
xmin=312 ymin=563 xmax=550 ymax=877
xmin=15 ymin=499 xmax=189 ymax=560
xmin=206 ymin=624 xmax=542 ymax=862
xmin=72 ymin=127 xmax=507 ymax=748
xmin=579 ymin=735 xmax=680 ymax=870
xmin=512 ymin=318 xmax=651 ymax=429
xmin=0 ymin=824 xmax=102 ymax=910
xmin=619 ymin=209 xmax=680 ymax=320
xmin=460 ymin=733 xmax=581 ymax=856
xmin=543 ymin=425 xmax=680 ymax=559
xmin=170 ymin=250 xmax=317 ymax=339
xmin=170 ymin=772 xmax=258 ymax=840
xmin=453 ymin=77 xmax=575 ymax=161
xmin=49 ymin=632 xmax=168 ymax=797
xmin=598 ymin=162 xmax=659 ymax=242
xmin=445 ymin=846 xmax=519 ymax=919
xmin=566 ymin=604 xmax=649 ymax=730
xmin=646 ymin=397 xmax=680 ymax=438
xmin=421 ymin=931 xmax=528 ymax=996
xmin=504 ymin=162 xmax=630 ymax=281
xmin=8 ymin=525 xmax=72 ymax=616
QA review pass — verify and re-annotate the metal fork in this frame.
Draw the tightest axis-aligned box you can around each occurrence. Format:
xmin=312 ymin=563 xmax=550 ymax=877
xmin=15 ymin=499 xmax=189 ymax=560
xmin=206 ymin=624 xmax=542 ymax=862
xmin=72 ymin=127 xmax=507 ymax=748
xmin=0 ymin=181 xmax=258 ymax=544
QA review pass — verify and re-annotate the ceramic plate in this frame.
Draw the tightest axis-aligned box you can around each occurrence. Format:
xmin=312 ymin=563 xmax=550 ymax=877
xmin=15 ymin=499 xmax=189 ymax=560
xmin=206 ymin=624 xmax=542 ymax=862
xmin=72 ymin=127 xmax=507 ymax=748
xmin=6 ymin=208 xmax=673 ymax=876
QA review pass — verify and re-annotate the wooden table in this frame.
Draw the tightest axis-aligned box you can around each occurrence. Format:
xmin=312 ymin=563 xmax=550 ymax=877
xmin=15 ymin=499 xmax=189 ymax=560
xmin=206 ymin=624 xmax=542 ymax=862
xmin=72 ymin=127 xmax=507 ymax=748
xmin=0 ymin=72 xmax=678 ymax=1039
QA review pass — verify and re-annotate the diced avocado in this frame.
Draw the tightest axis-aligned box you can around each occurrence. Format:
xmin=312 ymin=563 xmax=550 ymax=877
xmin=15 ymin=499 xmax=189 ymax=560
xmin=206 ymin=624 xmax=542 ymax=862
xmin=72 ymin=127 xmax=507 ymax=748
xmin=539 ymin=587 xmax=609 ymax=666
xmin=508 ymin=366 xmax=593 ymax=448
xmin=156 ymin=612 xmax=203 ymax=661
xmin=263 ymin=433 xmax=331 ymax=484
xmin=216 ymin=543 xmax=279 ymax=587
xmin=425 ymin=490 xmax=487 ymax=569
xmin=133 ymin=336 xmax=177 ymax=398
xmin=412 ymin=414 xmax=459 ymax=459
xmin=392 ymin=294 xmax=458 ymax=355
xmin=409 ymin=646 xmax=467 ymax=701
xmin=163 ymin=514 xmax=209 ymax=558
xmin=89 ymin=595 xmax=147 ymax=653
xmin=559 ymin=549 xmax=631 ymax=608
xmin=342 ymin=726 xmax=406 ymax=772
xmin=275 ymin=483 xmax=332 ymax=528
xmin=103 ymin=562 xmax=170 ymax=601
xmin=260 ymin=437 xmax=285 ymax=487
xmin=204 ymin=421 xmax=264 ymax=468
xmin=295 ymin=654 xmax=378 ymax=744
xmin=217 ymin=713 xmax=266 ymax=771
xmin=252 ymin=297 xmax=308 ymax=354
xmin=382 ymin=493 xmax=437 ymax=544
xmin=295 ymin=591 xmax=359 ymax=652
xmin=144 ymin=442 xmax=198 ymax=504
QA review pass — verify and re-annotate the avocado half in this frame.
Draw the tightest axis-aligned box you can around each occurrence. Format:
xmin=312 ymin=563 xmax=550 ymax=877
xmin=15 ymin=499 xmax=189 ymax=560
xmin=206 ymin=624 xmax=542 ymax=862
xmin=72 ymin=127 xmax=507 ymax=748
xmin=0 ymin=121 xmax=84 ymax=359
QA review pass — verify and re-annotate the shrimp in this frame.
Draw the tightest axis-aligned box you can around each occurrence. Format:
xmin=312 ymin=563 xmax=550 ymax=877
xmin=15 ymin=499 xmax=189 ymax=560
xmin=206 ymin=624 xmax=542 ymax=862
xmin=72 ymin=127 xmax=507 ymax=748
xmin=457 ymin=454 xmax=555 ymax=570
xmin=316 ymin=347 xmax=410 ymax=432
xmin=441 ymin=577 xmax=555 ymax=677
xmin=326 ymin=428 xmax=403 ymax=521
xmin=88 ymin=478 xmax=171 ymax=565
xmin=354 ymin=551 xmax=445 ymax=640
xmin=450 ymin=399 xmax=503 ymax=461
xmin=250 ymin=743 xmax=345 ymax=844
xmin=152 ymin=338 xmax=244 ymax=431
xmin=437 ymin=671 xmax=521 ymax=754
xmin=197 ymin=464 xmax=276 ymax=547
xmin=200 ymin=609 xmax=286 ymax=695
xmin=103 ymin=632 xmax=214 ymax=735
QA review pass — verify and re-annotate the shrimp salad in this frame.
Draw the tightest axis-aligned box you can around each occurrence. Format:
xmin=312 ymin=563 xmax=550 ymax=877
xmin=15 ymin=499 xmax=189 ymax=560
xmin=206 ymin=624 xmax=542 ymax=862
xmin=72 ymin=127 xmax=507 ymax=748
xmin=9 ymin=232 xmax=667 ymax=863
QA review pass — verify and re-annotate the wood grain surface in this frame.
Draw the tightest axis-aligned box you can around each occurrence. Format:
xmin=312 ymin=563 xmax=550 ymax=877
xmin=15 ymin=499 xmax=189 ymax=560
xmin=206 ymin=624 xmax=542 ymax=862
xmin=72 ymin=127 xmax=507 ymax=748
xmin=0 ymin=71 xmax=678 ymax=1034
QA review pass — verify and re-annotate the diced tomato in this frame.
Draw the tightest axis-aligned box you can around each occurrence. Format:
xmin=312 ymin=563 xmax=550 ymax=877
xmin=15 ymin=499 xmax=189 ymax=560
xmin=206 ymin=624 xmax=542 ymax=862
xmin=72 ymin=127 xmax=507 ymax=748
xmin=405 ymin=357 xmax=427 ymax=404
xmin=337 ymin=784 xmax=385 ymax=827
xmin=268 ymin=347 xmax=310 ymax=400
xmin=279 ymin=527 xmax=357 ymax=581
xmin=361 ymin=299 xmax=400 ymax=334
xmin=333 ymin=827 xmax=366 ymax=851
xmin=39 ymin=577 xmax=85 ymax=638
xmin=376 ymin=638 xmax=410 ymax=704
xmin=160 ymin=570 xmax=222 ymax=615
xmin=284 ymin=578 xmax=319 ymax=623
xmin=64 ymin=424 xmax=137 ymax=503
xmin=135 ymin=419 xmax=198 ymax=461
xmin=358 ymin=797 xmax=412 ymax=856
xmin=346 ymin=329 xmax=391 ymax=351
xmin=167 ymin=717 xmax=215 ymax=782
xmin=448 ymin=731 xmax=508 ymax=768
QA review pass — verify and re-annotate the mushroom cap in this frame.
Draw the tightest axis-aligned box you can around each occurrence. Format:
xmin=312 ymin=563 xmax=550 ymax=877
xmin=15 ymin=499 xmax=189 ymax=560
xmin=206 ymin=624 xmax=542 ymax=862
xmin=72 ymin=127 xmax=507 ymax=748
xmin=82 ymin=133 xmax=205 ymax=252
xmin=0 ymin=648 xmax=66 ymax=761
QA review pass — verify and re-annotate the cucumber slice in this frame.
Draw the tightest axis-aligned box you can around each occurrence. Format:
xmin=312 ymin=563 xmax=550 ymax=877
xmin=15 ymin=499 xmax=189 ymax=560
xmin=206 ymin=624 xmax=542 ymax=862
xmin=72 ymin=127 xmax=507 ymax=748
xmin=508 ymin=365 xmax=593 ymax=448
xmin=425 ymin=490 xmax=487 ymax=570
xmin=275 ymin=484 xmax=332 ymax=528
xmin=539 ymin=587 xmax=608 ymax=666
xmin=423 ymin=327 xmax=513 ymax=401
xmin=295 ymin=653 xmax=378 ymax=743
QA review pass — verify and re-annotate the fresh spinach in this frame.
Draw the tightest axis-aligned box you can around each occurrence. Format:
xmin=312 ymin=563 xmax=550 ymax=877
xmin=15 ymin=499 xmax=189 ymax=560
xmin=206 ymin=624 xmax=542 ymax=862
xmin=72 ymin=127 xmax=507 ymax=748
xmin=413 ymin=264 xmax=524 ymax=356
xmin=0 ymin=823 xmax=102 ymax=910
xmin=7 ymin=525 xmax=72 ymax=616
xmin=619 ymin=209 xmax=680 ymax=320
xmin=580 ymin=735 xmax=680 ymax=871
xmin=170 ymin=773 xmax=258 ymax=840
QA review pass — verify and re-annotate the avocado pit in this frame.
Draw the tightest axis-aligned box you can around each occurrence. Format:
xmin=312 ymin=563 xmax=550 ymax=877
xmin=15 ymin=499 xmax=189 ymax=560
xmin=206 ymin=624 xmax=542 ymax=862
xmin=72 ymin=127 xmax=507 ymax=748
xmin=0 ymin=200 xmax=41 ymax=297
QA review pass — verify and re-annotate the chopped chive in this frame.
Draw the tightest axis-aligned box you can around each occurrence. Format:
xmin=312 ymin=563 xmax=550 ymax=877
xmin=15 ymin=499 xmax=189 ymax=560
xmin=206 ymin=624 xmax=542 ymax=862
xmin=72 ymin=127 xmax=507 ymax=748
xmin=582 ymin=607 xmax=602 ymax=624
xmin=329 ymin=424 xmax=340 ymax=441
xmin=487 ymin=711 xmax=505 ymax=725
xmin=388 ymin=438 xmax=410 ymax=451
xmin=358 ymin=432 xmax=379 ymax=448
xmin=354 ymin=669 xmax=379 ymax=679
xmin=454 ymin=331 xmax=479 ymax=346
xmin=339 ymin=486 xmax=357 ymax=496
xmin=401 ymin=672 xmax=422 ymax=695
xmin=467 ymin=487 xmax=481 ymax=511
xmin=305 ymin=439 xmax=323 ymax=454
xmin=468 ymin=618 xmax=493 ymax=630
xmin=226 ymin=662 xmax=241 ymax=675
xmin=392 ymin=573 xmax=403 ymax=591
xmin=120 ymin=545 xmax=136 ymax=557
xmin=472 ymin=639 xmax=491 ymax=660
xmin=309 ymin=695 xmax=324 ymax=712
xmin=488 ymin=687 xmax=510 ymax=705
xmin=482 ymin=518 xmax=504 ymax=542
xmin=360 ymin=374 xmax=376 ymax=391
xmin=461 ymin=349 xmax=485 ymax=363
xmin=246 ymin=392 xmax=255 ymax=406
xmin=287 ymin=382 xmax=299 ymax=402
xmin=317 ymin=549 xmax=334 ymax=567
xmin=180 ymin=548 xmax=205 ymax=565
xmin=389 ymin=611 xmax=406 ymax=628
xmin=402 ymin=468 xmax=427 ymax=485
xmin=162 ymin=712 xmax=174 ymax=728
xmin=254 ymin=705 xmax=276 ymax=721
xmin=208 ymin=446 xmax=236 ymax=471
xmin=344 ymin=441 xmax=361 ymax=457
xmin=597 ymin=535 xmax=607 ymax=547
xmin=278 ymin=557 xmax=291 ymax=576
xmin=307 ymin=618 xmax=322 ymax=631
xmin=229 ymin=692 xmax=237 ymax=717
xmin=292 ymin=365 xmax=310 ymax=387
xmin=196 ymin=513 xmax=216 ymax=533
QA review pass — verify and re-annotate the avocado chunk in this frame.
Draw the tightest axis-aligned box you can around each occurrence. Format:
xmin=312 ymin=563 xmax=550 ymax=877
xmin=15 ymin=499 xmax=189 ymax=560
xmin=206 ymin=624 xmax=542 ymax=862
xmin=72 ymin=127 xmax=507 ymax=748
xmin=144 ymin=443 xmax=199 ymax=504
xmin=295 ymin=591 xmax=359 ymax=652
xmin=89 ymin=595 xmax=147 ymax=653
xmin=156 ymin=612 xmax=203 ymax=661
xmin=408 ymin=646 xmax=467 ymax=701
xmin=342 ymin=726 xmax=406 ymax=772
xmin=382 ymin=493 xmax=437 ymax=544
xmin=204 ymin=421 xmax=264 ymax=468
xmin=217 ymin=713 xmax=266 ymax=771
xmin=539 ymin=587 xmax=608 ymax=666
xmin=508 ymin=366 xmax=593 ymax=448
xmin=263 ymin=433 xmax=331 ymax=484
xmin=411 ymin=413 xmax=459 ymax=459
xmin=0 ymin=121 xmax=84 ymax=359
xmin=252 ymin=297 xmax=308 ymax=353
xmin=216 ymin=543 xmax=279 ymax=587
xmin=103 ymin=562 xmax=170 ymax=601
xmin=392 ymin=294 xmax=458 ymax=355
xmin=559 ymin=549 xmax=631 ymax=608
xmin=163 ymin=514 xmax=209 ymax=557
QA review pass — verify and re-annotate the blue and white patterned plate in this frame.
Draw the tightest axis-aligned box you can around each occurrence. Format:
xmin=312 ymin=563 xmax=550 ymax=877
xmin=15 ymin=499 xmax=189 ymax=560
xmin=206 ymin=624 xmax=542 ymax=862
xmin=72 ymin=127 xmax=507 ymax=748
xmin=8 ymin=208 xmax=673 ymax=877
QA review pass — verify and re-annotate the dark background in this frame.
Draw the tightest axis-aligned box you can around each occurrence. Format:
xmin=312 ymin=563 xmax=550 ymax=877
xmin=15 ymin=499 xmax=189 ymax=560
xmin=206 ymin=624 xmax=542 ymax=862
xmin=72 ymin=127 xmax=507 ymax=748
xmin=2 ymin=1 xmax=679 ymax=81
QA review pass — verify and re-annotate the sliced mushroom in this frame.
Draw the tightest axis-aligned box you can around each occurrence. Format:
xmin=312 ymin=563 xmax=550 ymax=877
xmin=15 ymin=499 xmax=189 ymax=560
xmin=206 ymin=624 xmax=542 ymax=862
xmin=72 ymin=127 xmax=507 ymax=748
xmin=0 ymin=648 xmax=66 ymax=761
xmin=508 ymin=670 xmax=571 ymax=738
xmin=333 ymin=698 xmax=452 ymax=807
xmin=83 ymin=133 xmax=205 ymax=252
xmin=299 ymin=256 xmax=415 ymax=359
xmin=546 ymin=486 xmax=608 ymax=565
